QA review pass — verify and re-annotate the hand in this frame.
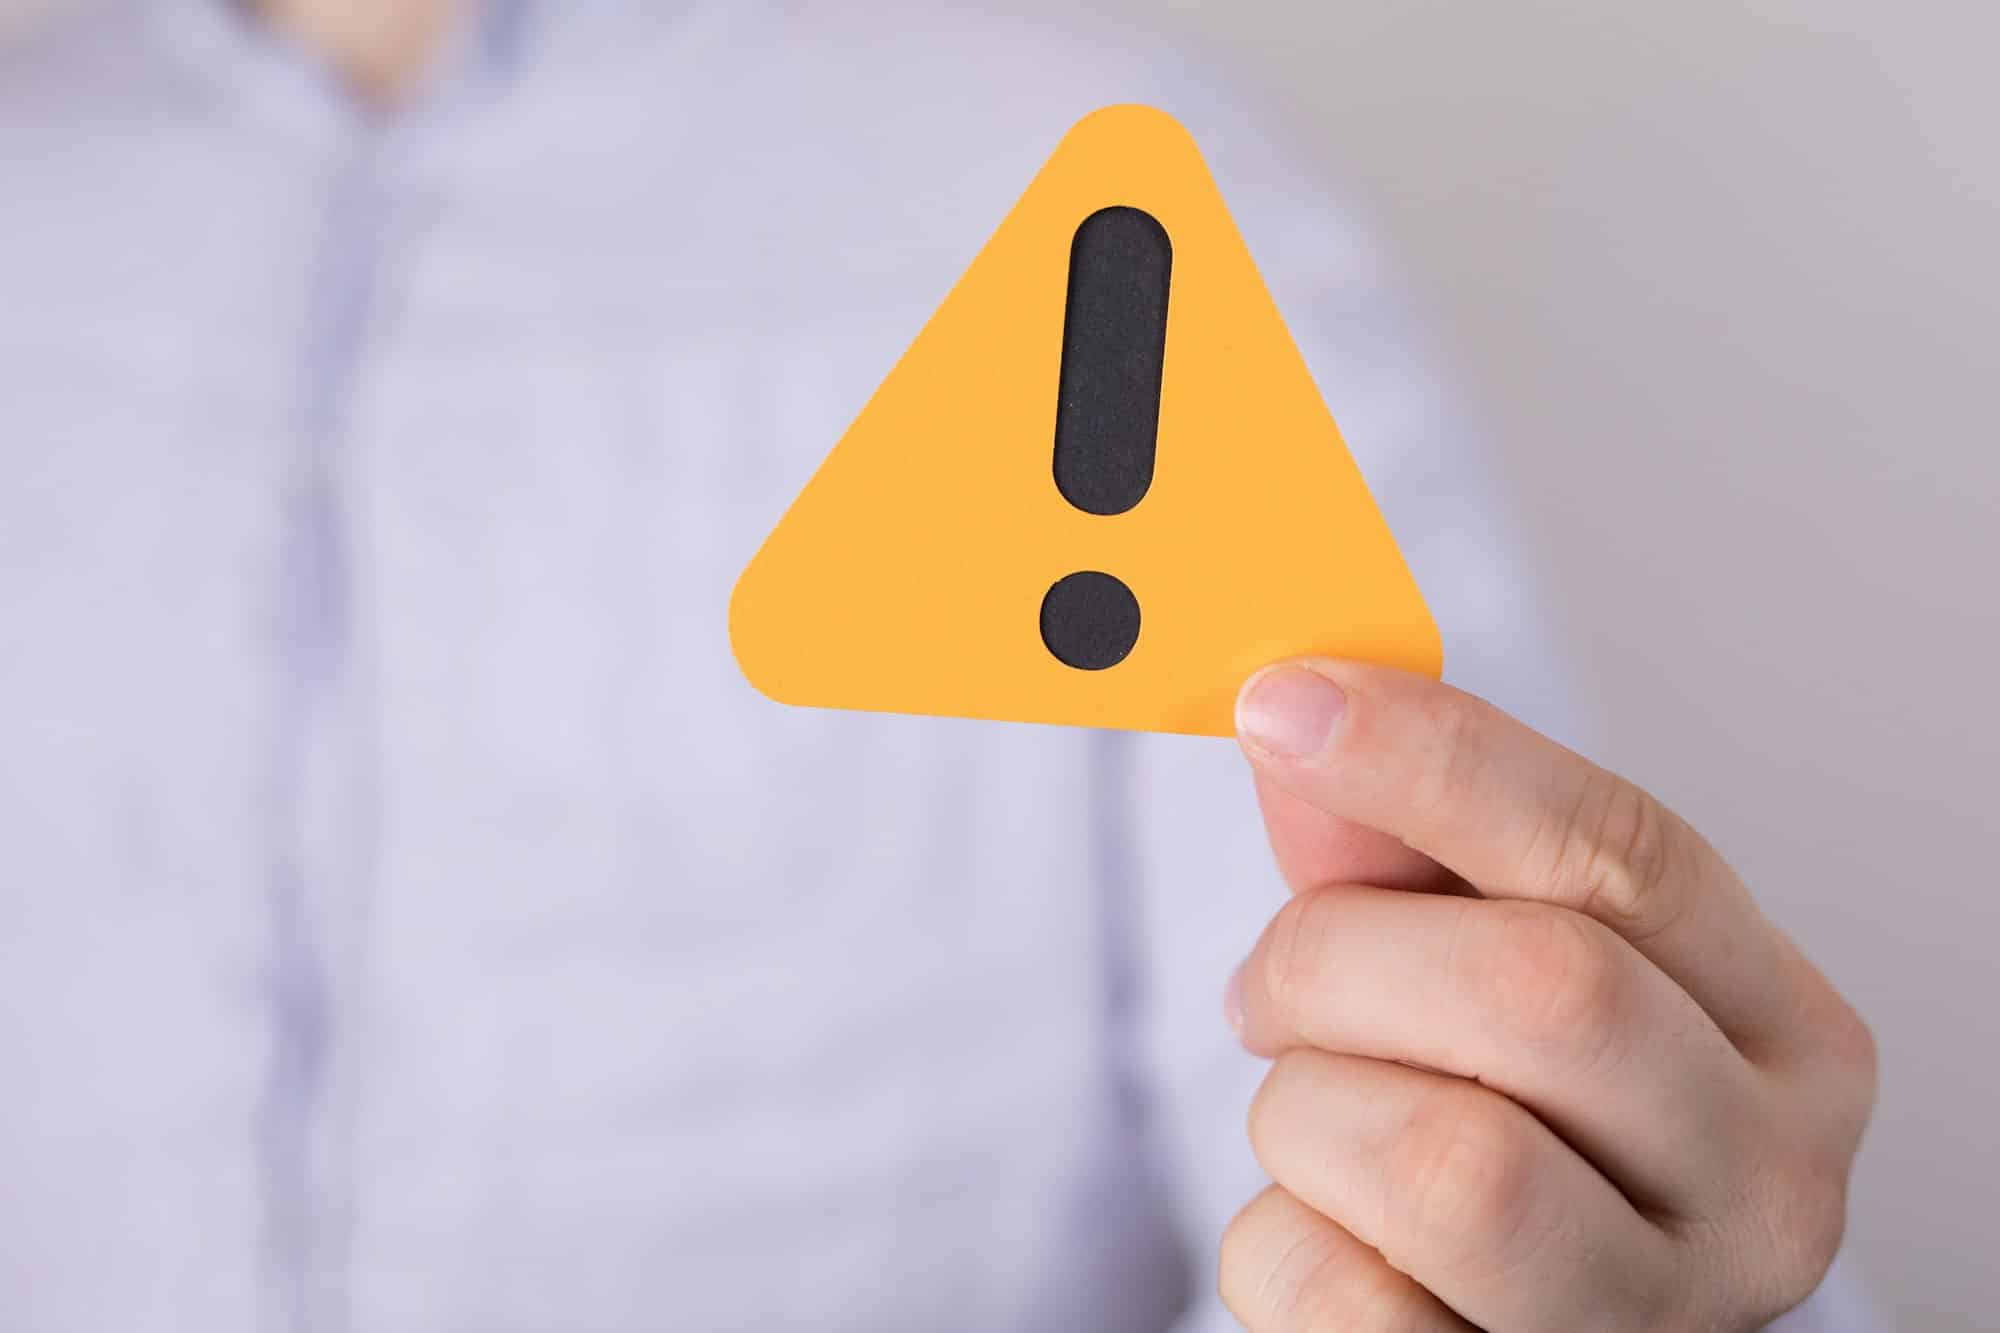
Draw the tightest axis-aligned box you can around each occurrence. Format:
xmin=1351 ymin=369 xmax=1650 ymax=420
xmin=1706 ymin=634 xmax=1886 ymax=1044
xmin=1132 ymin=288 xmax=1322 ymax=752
xmin=1215 ymin=661 xmax=1875 ymax=1332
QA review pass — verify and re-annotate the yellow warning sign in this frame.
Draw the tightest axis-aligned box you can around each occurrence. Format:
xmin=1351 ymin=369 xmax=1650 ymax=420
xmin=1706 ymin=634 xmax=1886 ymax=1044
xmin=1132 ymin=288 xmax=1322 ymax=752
xmin=729 ymin=104 xmax=1440 ymax=736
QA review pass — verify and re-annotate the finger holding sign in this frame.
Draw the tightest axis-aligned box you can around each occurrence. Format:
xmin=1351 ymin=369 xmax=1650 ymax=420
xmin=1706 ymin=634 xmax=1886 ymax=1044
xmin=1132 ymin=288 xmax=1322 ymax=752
xmin=1235 ymin=660 xmax=1808 ymax=1053
xmin=1219 ymin=660 xmax=1877 ymax=1332
xmin=1230 ymin=884 xmax=1764 ymax=1218
xmin=1249 ymin=770 xmax=1456 ymax=899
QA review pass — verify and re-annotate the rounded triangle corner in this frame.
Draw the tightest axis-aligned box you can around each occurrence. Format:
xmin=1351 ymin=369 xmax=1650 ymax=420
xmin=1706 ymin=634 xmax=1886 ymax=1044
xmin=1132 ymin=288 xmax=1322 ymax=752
xmin=1067 ymin=103 xmax=1196 ymax=152
xmin=725 ymin=567 xmax=786 ymax=700
xmin=1415 ymin=623 xmax=1446 ymax=681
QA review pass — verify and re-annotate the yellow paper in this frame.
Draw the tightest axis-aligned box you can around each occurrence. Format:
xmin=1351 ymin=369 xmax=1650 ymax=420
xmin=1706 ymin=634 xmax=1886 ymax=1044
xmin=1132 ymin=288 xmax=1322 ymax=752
xmin=730 ymin=105 xmax=1439 ymax=736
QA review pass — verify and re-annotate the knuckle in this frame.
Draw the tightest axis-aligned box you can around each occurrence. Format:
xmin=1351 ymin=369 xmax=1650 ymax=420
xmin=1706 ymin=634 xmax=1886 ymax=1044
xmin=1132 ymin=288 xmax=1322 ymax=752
xmin=1561 ymin=772 xmax=1686 ymax=939
xmin=1826 ymin=1001 xmax=1882 ymax=1122
xmin=1382 ymin=1086 xmax=1536 ymax=1278
xmin=1320 ymin=1259 xmax=1437 ymax=1333
xmin=1790 ymin=970 xmax=1880 ymax=1144
xmin=1246 ymin=1050 xmax=1320 ymax=1173
xmin=1217 ymin=1207 xmax=1253 ymax=1296
xmin=1217 ymin=1189 xmax=1359 ymax=1333
xmin=1260 ymin=887 xmax=1342 ymax=1031
xmin=1407 ymin=693 xmax=1484 ymax=822
xmin=1472 ymin=903 xmax=1627 ymax=1056
xmin=1850 ymin=1009 xmax=1881 ymax=1093
xmin=1757 ymin=1156 xmax=1850 ymax=1314
xmin=1216 ymin=1190 xmax=1284 ymax=1321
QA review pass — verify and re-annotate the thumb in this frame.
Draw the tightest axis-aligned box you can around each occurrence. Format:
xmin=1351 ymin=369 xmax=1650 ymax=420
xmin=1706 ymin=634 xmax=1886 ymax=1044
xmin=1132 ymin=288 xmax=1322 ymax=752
xmin=1238 ymin=666 xmax=1456 ymax=898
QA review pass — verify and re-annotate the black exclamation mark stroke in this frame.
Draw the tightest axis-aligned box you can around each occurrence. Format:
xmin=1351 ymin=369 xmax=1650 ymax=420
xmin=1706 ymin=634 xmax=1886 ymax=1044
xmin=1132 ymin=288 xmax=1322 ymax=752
xmin=1040 ymin=205 xmax=1172 ymax=671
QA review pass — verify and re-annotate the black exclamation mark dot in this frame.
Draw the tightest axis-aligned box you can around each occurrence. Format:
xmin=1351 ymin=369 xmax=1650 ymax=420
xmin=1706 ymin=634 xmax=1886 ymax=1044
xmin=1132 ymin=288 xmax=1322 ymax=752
xmin=1040 ymin=205 xmax=1171 ymax=672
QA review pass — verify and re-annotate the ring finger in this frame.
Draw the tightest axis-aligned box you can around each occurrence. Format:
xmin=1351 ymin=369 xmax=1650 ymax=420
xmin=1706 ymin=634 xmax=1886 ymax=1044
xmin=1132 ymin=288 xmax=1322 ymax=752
xmin=1248 ymin=1049 xmax=1681 ymax=1331
xmin=1220 ymin=1185 xmax=1475 ymax=1332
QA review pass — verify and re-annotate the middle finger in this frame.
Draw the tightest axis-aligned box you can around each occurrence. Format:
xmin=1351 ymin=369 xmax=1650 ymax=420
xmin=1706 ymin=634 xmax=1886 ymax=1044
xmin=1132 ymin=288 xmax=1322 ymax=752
xmin=1235 ymin=883 xmax=1761 ymax=1216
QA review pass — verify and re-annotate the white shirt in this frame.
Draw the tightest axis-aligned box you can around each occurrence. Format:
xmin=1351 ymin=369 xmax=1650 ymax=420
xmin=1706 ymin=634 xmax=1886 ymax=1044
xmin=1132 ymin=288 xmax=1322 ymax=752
xmin=0 ymin=2 xmax=1868 ymax=1329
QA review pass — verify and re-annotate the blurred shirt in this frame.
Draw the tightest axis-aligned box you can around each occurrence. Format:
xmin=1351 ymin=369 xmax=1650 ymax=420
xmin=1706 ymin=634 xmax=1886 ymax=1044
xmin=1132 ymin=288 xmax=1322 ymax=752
xmin=0 ymin=2 xmax=1870 ymax=1330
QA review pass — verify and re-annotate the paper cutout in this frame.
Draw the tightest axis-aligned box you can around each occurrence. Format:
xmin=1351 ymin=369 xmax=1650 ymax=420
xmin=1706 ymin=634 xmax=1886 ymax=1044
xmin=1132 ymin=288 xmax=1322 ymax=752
xmin=729 ymin=104 xmax=1440 ymax=736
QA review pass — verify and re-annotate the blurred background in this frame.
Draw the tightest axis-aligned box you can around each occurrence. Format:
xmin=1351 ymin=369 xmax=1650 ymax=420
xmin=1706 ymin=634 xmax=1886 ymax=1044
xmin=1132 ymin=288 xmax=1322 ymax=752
xmin=4 ymin=1 xmax=1994 ymax=1328
xmin=1066 ymin=2 xmax=1997 ymax=1327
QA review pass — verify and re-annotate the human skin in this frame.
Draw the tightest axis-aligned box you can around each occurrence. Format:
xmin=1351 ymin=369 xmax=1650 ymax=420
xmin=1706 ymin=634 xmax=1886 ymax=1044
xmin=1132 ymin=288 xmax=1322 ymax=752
xmin=254 ymin=0 xmax=461 ymax=104
xmin=1218 ymin=660 xmax=1876 ymax=1331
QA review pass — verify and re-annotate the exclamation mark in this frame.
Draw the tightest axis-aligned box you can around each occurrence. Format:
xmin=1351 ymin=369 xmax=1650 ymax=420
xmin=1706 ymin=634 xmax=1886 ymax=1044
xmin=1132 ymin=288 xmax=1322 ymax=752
xmin=1040 ymin=205 xmax=1172 ymax=671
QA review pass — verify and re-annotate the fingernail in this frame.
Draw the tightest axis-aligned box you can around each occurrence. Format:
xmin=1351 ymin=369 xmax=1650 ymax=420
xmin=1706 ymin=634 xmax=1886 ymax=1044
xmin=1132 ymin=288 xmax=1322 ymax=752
xmin=1223 ymin=960 xmax=1247 ymax=1038
xmin=1237 ymin=665 xmax=1346 ymax=758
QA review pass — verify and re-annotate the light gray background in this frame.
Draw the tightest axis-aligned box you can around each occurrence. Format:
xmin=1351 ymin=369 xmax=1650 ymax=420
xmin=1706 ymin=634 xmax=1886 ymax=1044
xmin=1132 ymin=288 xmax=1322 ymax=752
xmin=4 ymin=2 xmax=1993 ymax=1328
xmin=1085 ymin=3 xmax=1995 ymax=1327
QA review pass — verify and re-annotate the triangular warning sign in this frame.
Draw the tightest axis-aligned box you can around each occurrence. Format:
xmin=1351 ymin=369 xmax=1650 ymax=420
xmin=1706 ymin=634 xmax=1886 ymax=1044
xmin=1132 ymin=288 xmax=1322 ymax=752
xmin=730 ymin=104 xmax=1440 ymax=737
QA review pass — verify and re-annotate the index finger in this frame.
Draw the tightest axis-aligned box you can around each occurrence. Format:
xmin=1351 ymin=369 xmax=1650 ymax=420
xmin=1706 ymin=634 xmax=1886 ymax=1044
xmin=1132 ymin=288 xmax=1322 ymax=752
xmin=1234 ymin=658 xmax=1797 ymax=1050
xmin=1251 ymin=769 xmax=1460 ymax=897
